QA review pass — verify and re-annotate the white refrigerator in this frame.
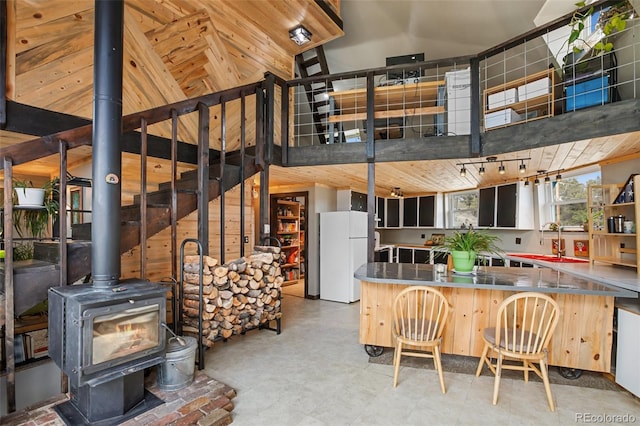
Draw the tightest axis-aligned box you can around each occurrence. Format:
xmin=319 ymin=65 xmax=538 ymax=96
xmin=319 ymin=211 xmax=368 ymax=303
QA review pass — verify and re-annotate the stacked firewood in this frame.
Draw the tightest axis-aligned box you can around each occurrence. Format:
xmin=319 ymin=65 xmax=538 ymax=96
xmin=181 ymin=246 xmax=283 ymax=346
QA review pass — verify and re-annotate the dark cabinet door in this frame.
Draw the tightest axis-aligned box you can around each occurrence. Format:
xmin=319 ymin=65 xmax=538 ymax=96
xmin=398 ymin=248 xmax=413 ymax=263
xmin=478 ymin=187 xmax=496 ymax=227
xmin=418 ymin=196 xmax=435 ymax=227
xmin=351 ymin=191 xmax=367 ymax=212
xmin=414 ymin=249 xmax=430 ymax=264
xmin=496 ymin=183 xmax=517 ymax=227
xmin=403 ymin=197 xmax=418 ymax=227
xmin=374 ymin=250 xmax=389 ymax=262
xmin=376 ymin=197 xmax=385 ymax=227
xmin=386 ymin=198 xmax=400 ymax=228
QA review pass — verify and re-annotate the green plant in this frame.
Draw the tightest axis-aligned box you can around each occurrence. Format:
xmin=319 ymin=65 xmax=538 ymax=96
xmin=437 ymin=229 xmax=504 ymax=258
xmin=12 ymin=177 xmax=59 ymax=239
xmin=565 ymin=1 xmax=633 ymax=59
xmin=13 ymin=242 xmax=34 ymax=261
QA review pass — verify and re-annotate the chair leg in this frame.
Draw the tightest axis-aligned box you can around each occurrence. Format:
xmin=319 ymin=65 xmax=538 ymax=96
xmin=393 ymin=342 xmax=402 ymax=388
xmin=523 ymin=360 xmax=529 ymax=382
xmin=475 ymin=343 xmax=489 ymax=377
xmin=539 ymin=358 xmax=555 ymax=412
xmin=492 ymin=352 xmax=503 ymax=405
xmin=433 ymin=345 xmax=446 ymax=394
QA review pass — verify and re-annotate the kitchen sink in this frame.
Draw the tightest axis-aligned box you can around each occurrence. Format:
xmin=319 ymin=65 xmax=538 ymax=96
xmin=507 ymin=254 xmax=590 ymax=264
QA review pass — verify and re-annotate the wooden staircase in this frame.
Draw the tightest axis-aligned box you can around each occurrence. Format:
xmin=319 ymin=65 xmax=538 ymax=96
xmin=11 ymin=151 xmax=259 ymax=314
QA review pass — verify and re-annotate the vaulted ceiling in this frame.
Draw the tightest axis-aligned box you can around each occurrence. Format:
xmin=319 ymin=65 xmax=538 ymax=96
xmin=3 ymin=0 xmax=640 ymax=197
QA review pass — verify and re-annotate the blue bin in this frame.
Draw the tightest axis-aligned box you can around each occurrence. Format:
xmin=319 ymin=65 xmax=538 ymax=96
xmin=565 ymin=75 xmax=610 ymax=111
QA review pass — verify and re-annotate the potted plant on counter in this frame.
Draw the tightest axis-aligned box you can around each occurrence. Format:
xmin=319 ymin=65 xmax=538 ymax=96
xmin=437 ymin=229 xmax=503 ymax=273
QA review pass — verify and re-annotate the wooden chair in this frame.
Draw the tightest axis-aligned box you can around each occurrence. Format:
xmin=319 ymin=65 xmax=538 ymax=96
xmin=475 ymin=291 xmax=560 ymax=411
xmin=392 ymin=286 xmax=450 ymax=393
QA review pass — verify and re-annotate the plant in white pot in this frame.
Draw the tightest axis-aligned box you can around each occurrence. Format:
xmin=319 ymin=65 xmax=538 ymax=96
xmin=12 ymin=178 xmax=59 ymax=242
xmin=437 ymin=229 xmax=503 ymax=273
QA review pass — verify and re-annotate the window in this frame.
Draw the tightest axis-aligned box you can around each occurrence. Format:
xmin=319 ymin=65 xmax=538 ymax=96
xmin=542 ymin=168 xmax=601 ymax=230
xmin=448 ymin=190 xmax=478 ymax=228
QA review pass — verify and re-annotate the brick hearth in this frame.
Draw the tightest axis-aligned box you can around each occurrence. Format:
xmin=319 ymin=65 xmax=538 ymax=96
xmin=0 ymin=370 xmax=236 ymax=426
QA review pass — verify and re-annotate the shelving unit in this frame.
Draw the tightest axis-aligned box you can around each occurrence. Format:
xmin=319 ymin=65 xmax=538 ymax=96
xmin=483 ymin=68 xmax=558 ymax=130
xmin=588 ymin=175 xmax=639 ymax=272
xmin=274 ymin=199 xmax=302 ymax=286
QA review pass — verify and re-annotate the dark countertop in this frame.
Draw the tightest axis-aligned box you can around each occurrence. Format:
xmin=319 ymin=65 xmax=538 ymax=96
xmin=355 ymin=262 xmax=637 ymax=297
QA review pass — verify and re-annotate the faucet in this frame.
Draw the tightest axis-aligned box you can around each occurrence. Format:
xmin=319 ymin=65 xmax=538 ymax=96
xmin=540 ymin=221 xmax=563 ymax=258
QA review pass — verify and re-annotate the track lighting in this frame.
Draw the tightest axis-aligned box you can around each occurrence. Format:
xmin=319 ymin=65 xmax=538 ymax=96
xmin=390 ymin=187 xmax=403 ymax=198
xmin=522 ymin=169 xmax=564 ymax=187
xmin=455 ymin=157 xmax=530 ymax=178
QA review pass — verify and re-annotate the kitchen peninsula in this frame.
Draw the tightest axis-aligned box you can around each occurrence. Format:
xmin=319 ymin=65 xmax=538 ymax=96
xmin=355 ymin=262 xmax=637 ymax=373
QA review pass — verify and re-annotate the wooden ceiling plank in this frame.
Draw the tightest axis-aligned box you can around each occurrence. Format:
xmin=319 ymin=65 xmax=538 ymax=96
xmin=125 ymin=0 xmax=185 ymax=27
xmin=15 ymin=0 xmax=92 ymax=30
xmin=16 ymin=28 xmax=93 ymax=76
xmin=15 ymin=8 xmax=93 ymax=55
xmin=123 ymin=10 xmax=200 ymax=142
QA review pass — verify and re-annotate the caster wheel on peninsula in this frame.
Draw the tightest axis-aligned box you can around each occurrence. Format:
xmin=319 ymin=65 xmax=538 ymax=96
xmin=558 ymin=367 xmax=583 ymax=380
xmin=364 ymin=345 xmax=384 ymax=357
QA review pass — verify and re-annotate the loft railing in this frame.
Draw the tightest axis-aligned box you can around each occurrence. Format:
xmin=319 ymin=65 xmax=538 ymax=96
xmin=283 ymin=0 xmax=640 ymax=150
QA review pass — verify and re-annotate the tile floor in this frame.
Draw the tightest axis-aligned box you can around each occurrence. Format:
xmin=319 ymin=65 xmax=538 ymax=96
xmin=204 ymin=293 xmax=640 ymax=426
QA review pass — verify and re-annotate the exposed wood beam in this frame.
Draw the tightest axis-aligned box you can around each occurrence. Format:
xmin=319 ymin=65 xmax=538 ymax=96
xmin=2 ymin=100 xmax=217 ymax=165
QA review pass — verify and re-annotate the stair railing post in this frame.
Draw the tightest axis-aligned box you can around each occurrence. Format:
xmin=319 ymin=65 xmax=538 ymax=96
xmin=140 ymin=117 xmax=148 ymax=279
xmin=170 ymin=109 xmax=178 ymax=281
xmin=3 ymin=157 xmax=16 ymax=413
xmin=219 ymin=100 xmax=226 ymax=264
xmin=239 ymin=94 xmax=246 ymax=257
xmin=58 ymin=140 xmax=68 ymax=285
xmin=197 ymin=102 xmax=210 ymax=255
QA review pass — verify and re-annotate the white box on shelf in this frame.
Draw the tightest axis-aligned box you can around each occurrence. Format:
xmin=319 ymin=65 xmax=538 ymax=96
xmin=517 ymin=77 xmax=550 ymax=101
xmin=485 ymin=108 xmax=522 ymax=129
xmin=487 ymin=88 xmax=517 ymax=109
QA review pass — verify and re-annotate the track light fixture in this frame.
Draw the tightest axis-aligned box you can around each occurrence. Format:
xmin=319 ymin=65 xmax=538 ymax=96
xmin=390 ymin=187 xmax=404 ymax=198
xmin=522 ymin=169 xmax=564 ymax=187
xmin=455 ymin=156 xmax=530 ymax=178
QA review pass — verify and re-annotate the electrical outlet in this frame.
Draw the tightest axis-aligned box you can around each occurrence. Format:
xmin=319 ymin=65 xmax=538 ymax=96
xmin=421 ymin=234 xmax=425 ymax=239
xmin=515 ymin=237 xmax=521 ymax=244
xmin=244 ymin=236 xmax=249 ymax=244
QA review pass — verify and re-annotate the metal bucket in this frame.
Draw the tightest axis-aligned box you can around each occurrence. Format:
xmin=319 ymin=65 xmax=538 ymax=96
xmin=156 ymin=336 xmax=197 ymax=391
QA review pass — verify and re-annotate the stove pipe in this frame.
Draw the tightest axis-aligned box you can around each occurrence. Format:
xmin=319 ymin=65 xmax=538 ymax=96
xmin=91 ymin=0 xmax=124 ymax=287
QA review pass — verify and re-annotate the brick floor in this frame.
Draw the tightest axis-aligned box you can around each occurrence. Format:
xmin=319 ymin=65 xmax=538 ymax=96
xmin=0 ymin=370 xmax=236 ymax=426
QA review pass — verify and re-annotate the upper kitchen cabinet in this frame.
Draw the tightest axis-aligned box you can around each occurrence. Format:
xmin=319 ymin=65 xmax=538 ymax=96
xmin=377 ymin=195 xmax=439 ymax=228
xmin=478 ymin=182 xmax=533 ymax=229
xmin=337 ymin=189 xmax=367 ymax=212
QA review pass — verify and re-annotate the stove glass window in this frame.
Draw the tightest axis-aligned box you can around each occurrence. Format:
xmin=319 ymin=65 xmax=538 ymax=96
xmin=92 ymin=304 xmax=160 ymax=365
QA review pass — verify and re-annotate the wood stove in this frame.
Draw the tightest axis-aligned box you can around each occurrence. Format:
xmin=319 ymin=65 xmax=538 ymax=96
xmin=48 ymin=282 xmax=167 ymax=424
xmin=47 ymin=1 xmax=170 ymax=424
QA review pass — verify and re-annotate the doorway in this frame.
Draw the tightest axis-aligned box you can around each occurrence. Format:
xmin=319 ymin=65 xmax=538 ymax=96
xmin=269 ymin=191 xmax=308 ymax=299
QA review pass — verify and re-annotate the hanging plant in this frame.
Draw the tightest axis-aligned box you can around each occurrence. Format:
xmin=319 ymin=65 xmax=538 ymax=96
xmin=565 ymin=1 xmax=634 ymax=59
